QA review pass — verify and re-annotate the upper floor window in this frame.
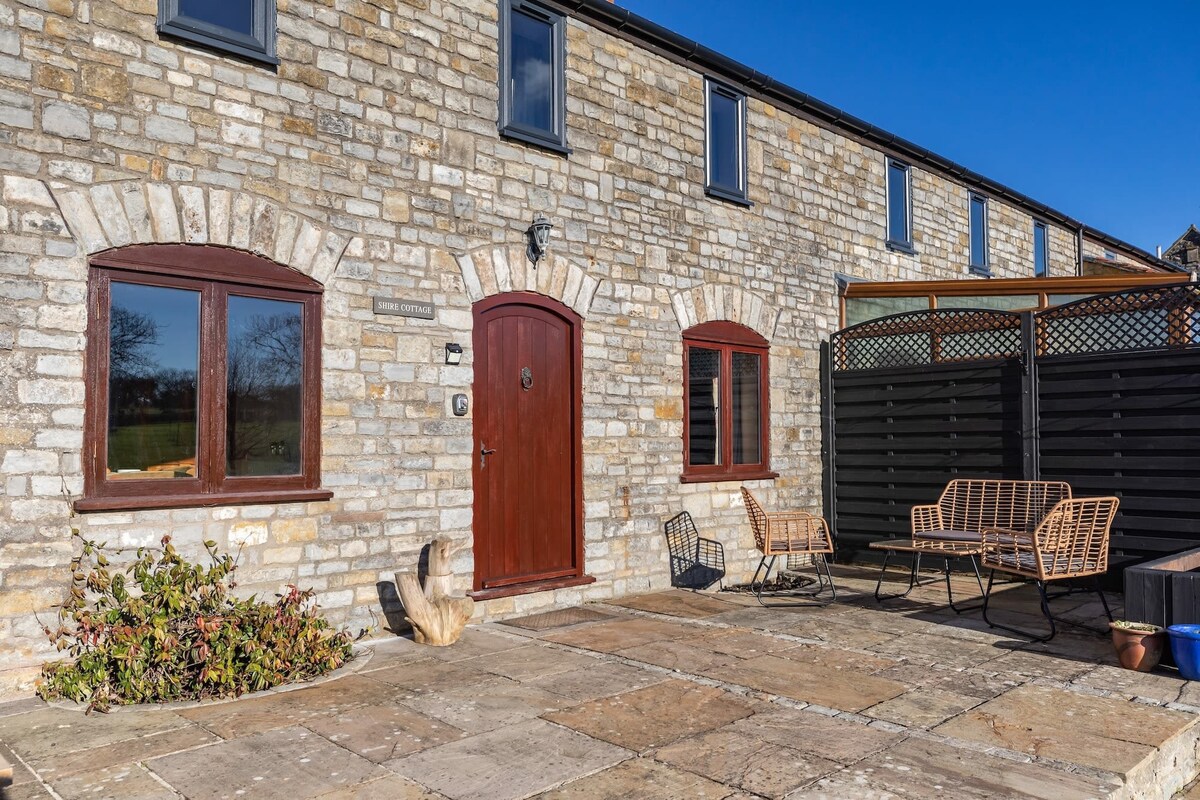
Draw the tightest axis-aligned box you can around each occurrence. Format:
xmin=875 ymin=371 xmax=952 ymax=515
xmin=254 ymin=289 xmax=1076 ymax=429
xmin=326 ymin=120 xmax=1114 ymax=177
xmin=157 ymin=0 xmax=278 ymax=65
xmin=682 ymin=321 xmax=775 ymax=483
xmin=886 ymin=158 xmax=913 ymax=252
xmin=969 ymin=192 xmax=990 ymax=274
xmin=1033 ymin=220 xmax=1049 ymax=277
xmin=705 ymin=79 xmax=749 ymax=205
xmin=77 ymin=245 xmax=328 ymax=512
xmin=499 ymin=0 xmax=568 ymax=154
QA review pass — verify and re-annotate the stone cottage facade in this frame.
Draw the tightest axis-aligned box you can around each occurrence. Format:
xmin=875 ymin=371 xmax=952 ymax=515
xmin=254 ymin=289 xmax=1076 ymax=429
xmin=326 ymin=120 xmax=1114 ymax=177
xmin=0 ymin=0 xmax=1171 ymax=692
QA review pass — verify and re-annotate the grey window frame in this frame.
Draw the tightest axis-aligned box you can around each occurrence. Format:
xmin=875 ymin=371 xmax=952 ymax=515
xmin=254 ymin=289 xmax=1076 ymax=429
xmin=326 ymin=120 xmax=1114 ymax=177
xmin=1033 ymin=219 xmax=1049 ymax=277
xmin=885 ymin=157 xmax=914 ymax=253
xmin=704 ymin=78 xmax=750 ymax=206
xmin=498 ymin=0 xmax=569 ymax=155
xmin=969 ymin=192 xmax=990 ymax=275
xmin=157 ymin=0 xmax=278 ymax=66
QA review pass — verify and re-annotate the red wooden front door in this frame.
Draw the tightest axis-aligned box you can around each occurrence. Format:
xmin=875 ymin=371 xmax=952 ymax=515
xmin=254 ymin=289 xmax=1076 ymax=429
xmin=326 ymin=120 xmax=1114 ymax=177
xmin=472 ymin=293 xmax=582 ymax=592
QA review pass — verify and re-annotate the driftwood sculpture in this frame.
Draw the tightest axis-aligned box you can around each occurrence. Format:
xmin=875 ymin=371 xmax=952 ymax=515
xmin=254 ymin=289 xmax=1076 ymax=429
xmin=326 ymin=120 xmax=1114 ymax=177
xmin=395 ymin=536 xmax=474 ymax=646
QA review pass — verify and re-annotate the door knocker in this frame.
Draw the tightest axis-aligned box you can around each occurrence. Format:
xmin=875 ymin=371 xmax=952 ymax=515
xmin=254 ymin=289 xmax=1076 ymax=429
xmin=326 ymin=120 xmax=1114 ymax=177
xmin=521 ymin=366 xmax=533 ymax=391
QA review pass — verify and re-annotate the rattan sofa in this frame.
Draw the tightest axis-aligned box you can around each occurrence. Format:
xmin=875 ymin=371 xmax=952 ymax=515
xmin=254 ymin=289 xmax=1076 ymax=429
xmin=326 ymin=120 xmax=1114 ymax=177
xmin=910 ymin=479 xmax=1073 ymax=549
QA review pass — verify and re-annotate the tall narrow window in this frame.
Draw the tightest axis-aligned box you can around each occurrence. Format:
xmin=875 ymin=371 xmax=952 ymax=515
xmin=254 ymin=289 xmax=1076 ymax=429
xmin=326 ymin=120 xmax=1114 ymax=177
xmin=1033 ymin=220 xmax=1049 ymax=277
xmin=969 ymin=192 xmax=990 ymax=274
xmin=705 ymin=78 xmax=749 ymax=205
xmin=499 ymin=0 xmax=568 ymax=153
xmin=80 ymin=244 xmax=327 ymax=512
xmin=886 ymin=158 xmax=913 ymax=252
xmin=157 ymin=0 xmax=277 ymax=64
xmin=682 ymin=321 xmax=774 ymax=482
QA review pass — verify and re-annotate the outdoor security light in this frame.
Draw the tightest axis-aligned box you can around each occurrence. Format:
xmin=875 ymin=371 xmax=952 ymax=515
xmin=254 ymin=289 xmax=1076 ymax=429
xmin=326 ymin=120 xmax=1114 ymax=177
xmin=527 ymin=213 xmax=554 ymax=267
xmin=445 ymin=342 xmax=463 ymax=365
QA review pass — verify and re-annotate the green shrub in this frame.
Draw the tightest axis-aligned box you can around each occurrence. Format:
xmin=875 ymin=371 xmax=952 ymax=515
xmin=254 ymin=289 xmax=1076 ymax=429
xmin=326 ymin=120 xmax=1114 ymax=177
xmin=38 ymin=533 xmax=354 ymax=712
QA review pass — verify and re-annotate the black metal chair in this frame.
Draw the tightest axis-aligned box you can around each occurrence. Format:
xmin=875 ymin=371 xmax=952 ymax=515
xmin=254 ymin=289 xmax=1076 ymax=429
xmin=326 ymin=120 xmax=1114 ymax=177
xmin=664 ymin=511 xmax=726 ymax=590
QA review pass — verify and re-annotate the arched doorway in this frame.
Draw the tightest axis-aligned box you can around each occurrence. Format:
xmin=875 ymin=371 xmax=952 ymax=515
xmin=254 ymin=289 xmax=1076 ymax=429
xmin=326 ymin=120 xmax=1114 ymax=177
xmin=471 ymin=292 xmax=586 ymax=595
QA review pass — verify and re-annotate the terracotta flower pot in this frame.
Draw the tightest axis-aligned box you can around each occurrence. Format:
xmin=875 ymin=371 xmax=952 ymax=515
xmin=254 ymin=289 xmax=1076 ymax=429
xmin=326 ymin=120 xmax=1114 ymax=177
xmin=1110 ymin=622 xmax=1166 ymax=672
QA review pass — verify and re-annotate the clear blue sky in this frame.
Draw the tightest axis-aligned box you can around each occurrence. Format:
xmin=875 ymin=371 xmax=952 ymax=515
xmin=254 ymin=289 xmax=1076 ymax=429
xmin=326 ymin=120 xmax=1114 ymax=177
xmin=619 ymin=1 xmax=1200 ymax=255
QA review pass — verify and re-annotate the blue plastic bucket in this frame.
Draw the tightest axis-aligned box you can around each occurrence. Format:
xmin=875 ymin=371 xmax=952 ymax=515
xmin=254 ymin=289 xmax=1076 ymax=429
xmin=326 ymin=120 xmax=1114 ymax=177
xmin=1167 ymin=624 xmax=1200 ymax=680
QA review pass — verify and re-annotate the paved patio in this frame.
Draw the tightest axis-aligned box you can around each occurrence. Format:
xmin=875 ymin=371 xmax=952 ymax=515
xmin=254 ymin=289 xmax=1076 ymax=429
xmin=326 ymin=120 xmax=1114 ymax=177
xmin=3 ymin=566 xmax=1200 ymax=800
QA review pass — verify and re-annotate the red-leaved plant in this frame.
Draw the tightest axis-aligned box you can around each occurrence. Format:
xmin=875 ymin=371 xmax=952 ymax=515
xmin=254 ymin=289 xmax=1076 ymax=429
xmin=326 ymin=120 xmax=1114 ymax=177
xmin=39 ymin=532 xmax=354 ymax=712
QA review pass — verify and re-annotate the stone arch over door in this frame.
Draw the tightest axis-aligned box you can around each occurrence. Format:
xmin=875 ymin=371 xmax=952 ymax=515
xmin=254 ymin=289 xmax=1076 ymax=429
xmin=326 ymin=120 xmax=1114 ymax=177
xmin=453 ymin=245 xmax=603 ymax=318
xmin=668 ymin=283 xmax=781 ymax=341
xmin=47 ymin=181 xmax=356 ymax=283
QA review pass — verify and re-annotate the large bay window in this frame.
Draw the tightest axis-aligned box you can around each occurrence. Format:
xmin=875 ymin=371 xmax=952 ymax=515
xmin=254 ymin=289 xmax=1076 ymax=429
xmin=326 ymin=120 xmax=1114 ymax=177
xmin=78 ymin=244 xmax=328 ymax=511
xmin=682 ymin=321 xmax=775 ymax=483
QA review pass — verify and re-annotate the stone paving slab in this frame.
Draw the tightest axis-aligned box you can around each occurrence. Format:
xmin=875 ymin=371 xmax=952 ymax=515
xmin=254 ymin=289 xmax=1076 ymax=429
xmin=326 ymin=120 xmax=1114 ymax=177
xmin=615 ymin=636 xmax=743 ymax=673
xmin=176 ymin=674 xmax=407 ymax=739
xmin=605 ymin=589 xmax=737 ymax=618
xmin=147 ymin=725 xmax=386 ymax=800
xmin=523 ymin=658 xmax=666 ymax=702
xmin=789 ymin=737 xmax=1121 ymax=799
xmin=29 ymin=724 xmax=219 ymax=779
xmin=497 ymin=607 xmax=615 ymax=632
xmin=469 ymin=643 xmax=601 ymax=681
xmin=728 ymin=705 xmax=902 ymax=764
xmin=705 ymin=654 xmax=907 ymax=712
xmin=47 ymin=763 xmax=176 ymax=800
xmin=303 ymin=701 xmax=467 ymax=762
xmin=653 ymin=725 xmax=842 ymax=798
xmin=934 ymin=682 xmax=1197 ymax=773
xmin=531 ymin=757 xmax=734 ymax=799
xmin=415 ymin=629 xmax=527 ymax=662
xmin=385 ymin=718 xmax=630 ymax=800
xmin=0 ymin=705 xmax=192 ymax=761
xmin=860 ymin=685 xmax=984 ymax=729
xmin=543 ymin=678 xmax=755 ymax=752
xmin=398 ymin=675 xmax=572 ymax=733
xmin=311 ymin=774 xmax=447 ymax=799
xmin=541 ymin=616 xmax=705 ymax=653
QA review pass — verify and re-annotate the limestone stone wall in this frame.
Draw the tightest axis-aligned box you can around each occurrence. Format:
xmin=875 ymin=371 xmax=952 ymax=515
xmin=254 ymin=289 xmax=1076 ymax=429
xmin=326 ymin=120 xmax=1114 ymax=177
xmin=0 ymin=0 xmax=1091 ymax=694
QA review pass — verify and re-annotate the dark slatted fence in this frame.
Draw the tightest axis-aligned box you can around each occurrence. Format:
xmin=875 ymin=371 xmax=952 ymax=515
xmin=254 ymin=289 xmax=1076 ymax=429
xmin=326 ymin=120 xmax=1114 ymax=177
xmin=1036 ymin=287 xmax=1200 ymax=568
xmin=826 ymin=284 xmax=1200 ymax=572
xmin=828 ymin=310 xmax=1025 ymax=560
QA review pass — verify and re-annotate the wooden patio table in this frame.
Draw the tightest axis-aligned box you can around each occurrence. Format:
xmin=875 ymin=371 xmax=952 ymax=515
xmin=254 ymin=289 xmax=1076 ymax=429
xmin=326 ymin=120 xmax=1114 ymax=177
xmin=869 ymin=539 xmax=985 ymax=614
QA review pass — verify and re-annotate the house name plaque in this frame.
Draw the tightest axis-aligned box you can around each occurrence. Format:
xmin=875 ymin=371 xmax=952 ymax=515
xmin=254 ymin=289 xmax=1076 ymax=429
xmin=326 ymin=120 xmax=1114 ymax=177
xmin=373 ymin=297 xmax=435 ymax=319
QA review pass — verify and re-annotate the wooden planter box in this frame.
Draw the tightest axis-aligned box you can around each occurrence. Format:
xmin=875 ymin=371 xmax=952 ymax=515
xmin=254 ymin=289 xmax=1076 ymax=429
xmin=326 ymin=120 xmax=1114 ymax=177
xmin=1124 ymin=548 xmax=1200 ymax=628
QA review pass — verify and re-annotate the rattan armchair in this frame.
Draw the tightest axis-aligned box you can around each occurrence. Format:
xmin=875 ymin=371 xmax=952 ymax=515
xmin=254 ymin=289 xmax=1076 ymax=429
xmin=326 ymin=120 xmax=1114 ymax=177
xmin=980 ymin=496 xmax=1119 ymax=641
xmin=740 ymin=487 xmax=835 ymax=605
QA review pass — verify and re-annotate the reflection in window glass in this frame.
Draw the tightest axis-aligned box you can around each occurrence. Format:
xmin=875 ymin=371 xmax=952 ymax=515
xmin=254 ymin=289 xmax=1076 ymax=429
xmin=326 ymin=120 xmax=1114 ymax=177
xmin=887 ymin=160 xmax=910 ymax=246
xmin=510 ymin=9 xmax=553 ymax=132
xmin=937 ymin=294 xmax=1038 ymax=311
xmin=708 ymin=88 xmax=740 ymax=192
xmin=844 ymin=296 xmax=930 ymax=326
xmin=731 ymin=352 xmax=761 ymax=465
xmin=970 ymin=193 xmax=989 ymax=271
xmin=688 ymin=347 xmax=721 ymax=466
xmin=1034 ymin=221 xmax=1049 ymax=277
xmin=107 ymin=282 xmax=200 ymax=480
xmin=178 ymin=0 xmax=254 ymax=35
xmin=226 ymin=295 xmax=303 ymax=477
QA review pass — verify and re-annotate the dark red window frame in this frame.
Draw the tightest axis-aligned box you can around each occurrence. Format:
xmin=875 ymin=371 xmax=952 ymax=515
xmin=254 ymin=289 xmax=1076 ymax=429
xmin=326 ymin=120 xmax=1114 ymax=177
xmin=77 ymin=244 xmax=331 ymax=512
xmin=681 ymin=320 xmax=776 ymax=483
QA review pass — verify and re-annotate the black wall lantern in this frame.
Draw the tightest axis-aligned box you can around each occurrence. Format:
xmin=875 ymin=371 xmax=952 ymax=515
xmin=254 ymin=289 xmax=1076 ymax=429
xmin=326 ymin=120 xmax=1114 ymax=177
xmin=526 ymin=213 xmax=554 ymax=268
xmin=445 ymin=342 xmax=463 ymax=365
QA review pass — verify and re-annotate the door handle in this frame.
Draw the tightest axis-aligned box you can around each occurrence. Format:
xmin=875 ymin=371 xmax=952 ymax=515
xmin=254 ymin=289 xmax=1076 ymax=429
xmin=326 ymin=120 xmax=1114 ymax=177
xmin=480 ymin=443 xmax=496 ymax=469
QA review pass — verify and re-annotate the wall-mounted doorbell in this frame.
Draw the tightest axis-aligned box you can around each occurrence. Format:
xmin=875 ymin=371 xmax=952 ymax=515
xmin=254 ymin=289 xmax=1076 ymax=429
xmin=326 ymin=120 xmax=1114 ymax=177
xmin=452 ymin=393 xmax=469 ymax=416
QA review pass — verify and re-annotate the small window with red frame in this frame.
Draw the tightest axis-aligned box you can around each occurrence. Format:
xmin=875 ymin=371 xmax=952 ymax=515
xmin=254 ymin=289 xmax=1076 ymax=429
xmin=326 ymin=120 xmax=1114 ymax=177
xmin=682 ymin=321 xmax=775 ymax=483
